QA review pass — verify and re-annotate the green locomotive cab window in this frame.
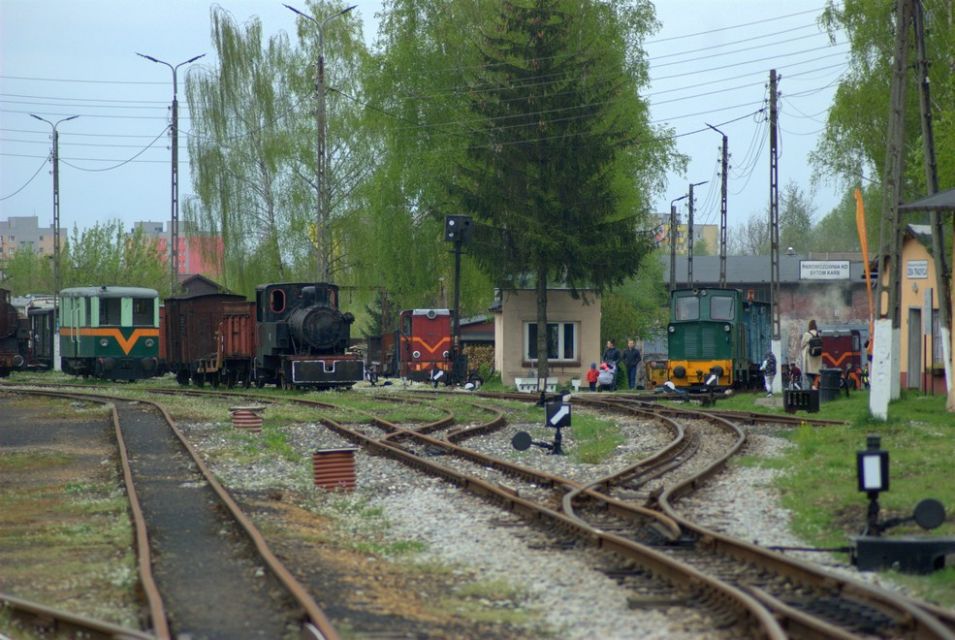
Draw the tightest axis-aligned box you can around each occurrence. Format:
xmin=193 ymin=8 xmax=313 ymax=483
xmin=131 ymin=298 xmax=153 ymax=326
xmin=674 ymin=296 xmax=699 ymax=321
xmin=710 ymin=296 xmax=735 ymax=321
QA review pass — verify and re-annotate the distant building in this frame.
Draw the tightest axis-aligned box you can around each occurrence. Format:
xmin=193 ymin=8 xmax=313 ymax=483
xmin=652 ymin=215 xmax=718 ymax=255
xmin=0 ymin=216 xmax=66 ymax=259
xmin=134 ymin=220 xmax=223 ymax=281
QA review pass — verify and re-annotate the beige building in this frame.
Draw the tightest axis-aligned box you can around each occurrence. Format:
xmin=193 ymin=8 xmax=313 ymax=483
xmin=879 ymin=225 xmax=946 ymax=393
xmin=493 ymin=288 xmax=601 ymax=389
xmin=0 ymin=216 xmax=64 ymax=259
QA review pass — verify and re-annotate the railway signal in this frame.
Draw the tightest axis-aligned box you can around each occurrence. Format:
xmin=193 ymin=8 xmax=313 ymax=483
xmin=444 ymin=215 xmax=472 ymax=384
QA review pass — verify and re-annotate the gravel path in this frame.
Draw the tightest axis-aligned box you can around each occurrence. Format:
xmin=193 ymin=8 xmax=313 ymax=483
xmin=180 ymin=398 xmax=912 ymax=639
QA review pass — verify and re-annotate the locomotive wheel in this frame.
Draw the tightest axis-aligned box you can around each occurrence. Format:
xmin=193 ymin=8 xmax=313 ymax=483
xmin=278 ymin=373 xmax=292 ymax=391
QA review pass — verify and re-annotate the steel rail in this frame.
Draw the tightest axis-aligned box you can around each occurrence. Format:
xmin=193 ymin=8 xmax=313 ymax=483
xmin=0 ymin=388 xmax=170 ymax=639
xmin=2 ymin=387 xmax=339 ymax=640
xmin=0 ymin=592 xmax=156 ymax=640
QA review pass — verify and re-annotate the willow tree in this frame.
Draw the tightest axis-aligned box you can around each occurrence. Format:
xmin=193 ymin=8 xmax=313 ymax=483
xmin=347 ymin=0 xmax=495 ymax=314
xmin=185 ymin=4 xmax=368 ymax=294
xmin=455 ymin=0 xmax=677 ymax=380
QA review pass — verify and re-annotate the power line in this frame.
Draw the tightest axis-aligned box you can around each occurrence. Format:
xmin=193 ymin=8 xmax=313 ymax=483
xmin=0 ymin=157 xmax=48 ymax=201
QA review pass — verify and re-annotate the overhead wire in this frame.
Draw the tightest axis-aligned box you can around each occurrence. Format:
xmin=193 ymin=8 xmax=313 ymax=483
xmin=0 ymin=157 xmax=49 ymax=201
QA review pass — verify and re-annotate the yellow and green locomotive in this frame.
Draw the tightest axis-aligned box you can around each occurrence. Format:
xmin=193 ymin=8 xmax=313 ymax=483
xmin=666 ymin=287 xmax=771 ymax=390
xmin=59 ymin=286 xmax=161 ymax=380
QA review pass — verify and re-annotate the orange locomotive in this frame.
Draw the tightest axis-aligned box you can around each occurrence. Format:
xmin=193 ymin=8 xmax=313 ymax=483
xmin=379 ymin=308 xmax=454 ymax=382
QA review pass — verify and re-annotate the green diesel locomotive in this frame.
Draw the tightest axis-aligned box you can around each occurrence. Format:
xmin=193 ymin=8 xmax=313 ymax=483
xmin=666 ymin=287 xmax=771 ymax=391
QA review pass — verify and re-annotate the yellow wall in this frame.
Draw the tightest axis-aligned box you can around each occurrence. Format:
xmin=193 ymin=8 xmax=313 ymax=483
xmin=494 ymin=289 xmax=601 ymax=386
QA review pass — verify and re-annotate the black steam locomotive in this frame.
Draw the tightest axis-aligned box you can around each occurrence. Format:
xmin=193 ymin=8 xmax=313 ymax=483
xmin=0 ymin=288 xmax=26 ymax=376
xmin=254 ymin=282 xmax=364 ymax=389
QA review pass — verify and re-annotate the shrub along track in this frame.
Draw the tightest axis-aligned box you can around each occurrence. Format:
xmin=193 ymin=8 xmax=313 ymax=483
xmin=0 ymin=386 xmax=337 ymax=640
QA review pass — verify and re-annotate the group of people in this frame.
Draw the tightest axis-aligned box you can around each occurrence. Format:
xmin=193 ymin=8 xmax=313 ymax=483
xmin=585 ymin=338 xmax=643 ymax=392
xmin=760 ymin=319 xmax=826 ymax=395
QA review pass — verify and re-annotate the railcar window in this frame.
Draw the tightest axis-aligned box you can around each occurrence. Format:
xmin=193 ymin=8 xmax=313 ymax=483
xmin=674 ymin=297 xmax=699 ymax=321
xmin=132 ymin=298 xmax=153 ymax=326
xmin=710 ymin=296 xmax=735 ymax=320
xmin=100 ymin=298 xmax=122 ymax=326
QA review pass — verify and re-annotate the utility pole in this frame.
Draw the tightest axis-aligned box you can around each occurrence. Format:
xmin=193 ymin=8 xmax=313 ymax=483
xmin=686 ymin=181 xmax=708 ymax=288
xmin=669 ymin=194 xmax=689 ymax=292
xmin=913 ymin=0 xmax=951 ymax=394
xmin=707 ymin=123 xmax=729 ymax=288
xmin=285 ymin=3 xmax=356 ymax=282
xmin=768 ymin=70 xmax=781 ymax=343
xmin=137 ymin=52 xmax=205 ymax=295
xmin=30 ymin=114 xmax=78 ymax=310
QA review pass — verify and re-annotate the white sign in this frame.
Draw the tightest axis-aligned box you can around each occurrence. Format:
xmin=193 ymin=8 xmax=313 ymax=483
xmin=907 ymin=260 xmax=928 ymax=279
xmin=800 ymin=260 xmax=850 ymax=280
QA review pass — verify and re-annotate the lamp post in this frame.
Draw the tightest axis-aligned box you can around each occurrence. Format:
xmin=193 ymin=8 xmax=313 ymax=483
xmin=30 ymin=113 xmax=78 ymax=313
xmin=285 ymin=3 xmax=356 ymax=282
xmin=136 ymin=52 xmax=205 ymax=295
xmin=706 ymin=123 xmax=729 ymax=288
xmin=669 ymin=194 xmax=689 ymax=292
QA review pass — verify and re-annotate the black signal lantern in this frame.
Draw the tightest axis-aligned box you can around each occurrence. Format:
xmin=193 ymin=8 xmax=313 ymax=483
xmin=857 ymin=434 xmax=889 ymax=536
xmin=857 ymin=434 xmax=889 ymax=494
xmin=444 ymin=215 xmax=473 ymax=243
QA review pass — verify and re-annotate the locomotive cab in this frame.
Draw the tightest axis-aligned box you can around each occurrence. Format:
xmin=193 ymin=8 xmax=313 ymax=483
xmin=254 ymin=282 xmax=362 ymax=389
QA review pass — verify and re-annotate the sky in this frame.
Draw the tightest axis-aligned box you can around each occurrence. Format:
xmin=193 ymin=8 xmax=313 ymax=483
xmin=1 ymin=1 xmax=849 ymax=245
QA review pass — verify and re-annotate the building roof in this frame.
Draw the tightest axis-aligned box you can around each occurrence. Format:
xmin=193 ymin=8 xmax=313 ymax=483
xmin=899 ymin=188 xmax=955 ymax=211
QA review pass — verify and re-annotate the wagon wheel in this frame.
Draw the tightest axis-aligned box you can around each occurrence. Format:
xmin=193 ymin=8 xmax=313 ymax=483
xmin=210 ymin=371 xmax=220 ymax=389
xmin=176 ymin=369 xmax=190 ymax=386
xmin=225 ymin=370 xmax=237 ymax=389
xmin=243 ymin=370 xmax=253 ymax=389
xmin=194 ymin=372 xmax=205 ymax=388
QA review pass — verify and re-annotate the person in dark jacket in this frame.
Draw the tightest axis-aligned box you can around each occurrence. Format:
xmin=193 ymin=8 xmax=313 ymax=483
xmin=602 ymin=339 xmax=623 ymax=389
xmin=621 ymin=339 xmax=642 ymax=390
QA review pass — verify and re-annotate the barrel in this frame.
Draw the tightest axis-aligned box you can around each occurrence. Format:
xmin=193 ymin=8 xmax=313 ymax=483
xmin=819 ymin=368 xmax=842 ymax=403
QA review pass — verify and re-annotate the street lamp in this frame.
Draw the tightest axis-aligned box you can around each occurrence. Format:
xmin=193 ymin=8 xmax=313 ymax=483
xmin=30 ymin=113 xmax=78 ymax=313
xmin=669 ymin=194 xmax=689 ymax=292
xmin=284 ymin=3 xmax=356 ymax=282
xmin=136 ymin=52 xmax=205 ymax=295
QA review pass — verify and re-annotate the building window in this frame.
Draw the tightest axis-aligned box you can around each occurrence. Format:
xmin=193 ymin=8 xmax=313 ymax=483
xmin=524 ymin=322 xmax=578 ymax=362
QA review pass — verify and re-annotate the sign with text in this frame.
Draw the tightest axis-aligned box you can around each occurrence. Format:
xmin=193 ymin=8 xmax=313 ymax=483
xmin=907 ymin=259 xmax=928 ymax=279
xmin=800 ymin=260 xmax=850 ymax=280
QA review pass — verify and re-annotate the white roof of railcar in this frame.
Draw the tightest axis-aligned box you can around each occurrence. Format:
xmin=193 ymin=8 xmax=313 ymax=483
xmin=60 ymin=286 xmax=159 ymax=299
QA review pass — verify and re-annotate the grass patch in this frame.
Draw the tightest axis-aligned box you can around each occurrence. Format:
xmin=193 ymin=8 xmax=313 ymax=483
xmin=570 ymin=413 xmax=624 ymax=464
xmin=714 ymin=389 xmax=955 ymax=605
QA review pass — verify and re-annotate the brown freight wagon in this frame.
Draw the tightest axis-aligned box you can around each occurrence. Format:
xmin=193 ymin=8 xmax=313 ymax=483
xmin=163 ymin=292 xmax=256 ymax=388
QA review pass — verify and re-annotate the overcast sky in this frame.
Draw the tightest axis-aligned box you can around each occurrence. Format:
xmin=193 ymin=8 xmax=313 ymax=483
xmin=1 ymin=1 xmax=848 ymax=246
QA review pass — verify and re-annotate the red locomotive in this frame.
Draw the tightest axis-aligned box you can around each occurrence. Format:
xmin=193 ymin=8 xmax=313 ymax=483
xmin=375 ymin=308 xmax=454 ymax=382
xmin=820 ymin=326 xmax=865 ymax=389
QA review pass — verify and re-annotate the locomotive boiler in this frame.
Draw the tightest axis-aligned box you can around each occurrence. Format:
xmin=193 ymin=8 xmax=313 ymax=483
xmin=254 ymin=282 xmax=363 ymax=389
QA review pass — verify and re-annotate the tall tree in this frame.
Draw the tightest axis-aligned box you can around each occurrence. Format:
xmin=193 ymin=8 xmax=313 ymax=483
xmin=185 ymin=4 xmax=369 ymax=295
xmin=779 ymin=181 xmax=814 ymax=253
xmin=60 ymin=221 xmax=168 ymax=294
xmin=455 ymin=0 xmax=675 ymax=379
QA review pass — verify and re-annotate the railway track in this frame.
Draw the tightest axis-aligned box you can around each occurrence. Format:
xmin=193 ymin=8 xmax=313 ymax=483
xmin=4 ymin=382 xmax=952 ymax=638
xmin=0 ymin=387 xmax=338 ymax=640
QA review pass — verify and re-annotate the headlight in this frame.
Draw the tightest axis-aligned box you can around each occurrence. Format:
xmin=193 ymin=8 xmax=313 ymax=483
xmin=442 ymin=350 xmax=449 ymax=358
xmin=99 ymin=338 xmax=109 ymax=347
xmin=412 ymin=350 xmax=421 ymax=359
xmin=145 ymin=338 xmax=155 ymax=347
xmin=724 ymin=324 xmax=731 ymax=332
xmin=668 ymin=325 xmax=675 ymax=333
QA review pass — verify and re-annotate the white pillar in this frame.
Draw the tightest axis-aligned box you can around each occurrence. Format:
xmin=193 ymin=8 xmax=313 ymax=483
xmin=771 ymin=338 xmax=783 ymax=394
xmin=869 ymin=319 xmax=893 ymax=420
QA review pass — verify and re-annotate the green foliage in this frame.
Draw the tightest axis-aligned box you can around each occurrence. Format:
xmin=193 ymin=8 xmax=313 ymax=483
xmin=601 ymin=249 xmax=669 ymax=344
xmin=815 ymin=0 xmax=955 ymax=201
xmin=0 ymin=245 xmax=53 ymax=294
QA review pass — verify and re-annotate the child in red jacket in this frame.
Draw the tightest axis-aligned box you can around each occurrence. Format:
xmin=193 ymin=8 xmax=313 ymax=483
xmin=586 ymin=363 xmax=599 ymax=391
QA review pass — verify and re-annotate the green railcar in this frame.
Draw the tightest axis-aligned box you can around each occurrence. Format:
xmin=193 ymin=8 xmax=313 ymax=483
xmin=59 ymin=286 xmax=161 ymax=380
xmin=666 ymin=288 xmax=771 ymax=390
